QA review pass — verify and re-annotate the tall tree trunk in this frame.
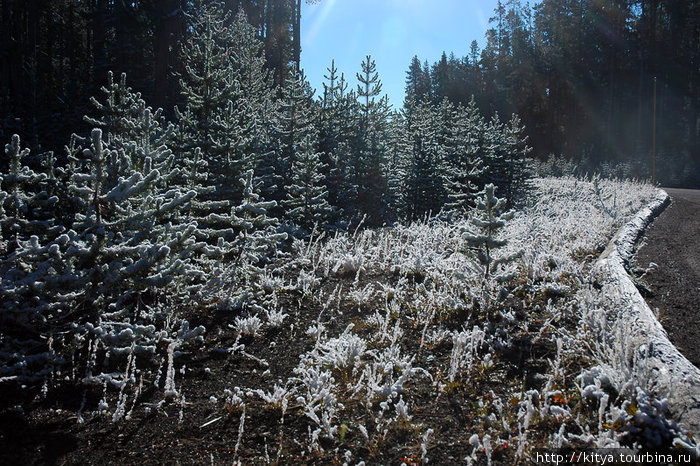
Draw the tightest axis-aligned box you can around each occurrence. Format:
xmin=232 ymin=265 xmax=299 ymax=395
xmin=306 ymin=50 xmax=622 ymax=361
xmin=264 ymin=0 xmax=271 ymax=41
xmin=27 ymin=0 xmax=38 ymax=143
xmin=293 ymin=0 xmax=300 ymax=68
xmin=93 ymin=0 xmax=108 ymax=91
xmin=152 ymin=1 xmax=178 ymax=110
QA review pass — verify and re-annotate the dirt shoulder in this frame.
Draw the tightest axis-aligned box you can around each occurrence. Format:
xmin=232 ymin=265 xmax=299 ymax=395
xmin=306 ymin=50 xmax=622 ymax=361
xmin=634 ymin=188 xmax=700 ymax=369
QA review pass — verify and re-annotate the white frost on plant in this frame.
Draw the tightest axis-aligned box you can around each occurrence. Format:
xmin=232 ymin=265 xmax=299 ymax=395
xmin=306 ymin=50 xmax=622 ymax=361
xmin=448 ymin=325 xmax=486 ymax=383
xmin=235 ymin=315 xmax=263 ymax=337
xmin=312 ymin=329 xmax=367 ymax=370
xmin=264 ymin=307 xmax=288 ymax=328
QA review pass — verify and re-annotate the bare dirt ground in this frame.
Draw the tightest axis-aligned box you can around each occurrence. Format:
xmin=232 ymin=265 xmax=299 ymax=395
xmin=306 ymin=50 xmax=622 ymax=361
xmin=634 ymin=188 xmax=700 ymax=369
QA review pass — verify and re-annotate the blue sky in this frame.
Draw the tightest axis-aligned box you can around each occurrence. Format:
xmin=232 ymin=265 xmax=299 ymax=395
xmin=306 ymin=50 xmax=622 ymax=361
xmin=300 ymin=0 xmax=500 ymax=110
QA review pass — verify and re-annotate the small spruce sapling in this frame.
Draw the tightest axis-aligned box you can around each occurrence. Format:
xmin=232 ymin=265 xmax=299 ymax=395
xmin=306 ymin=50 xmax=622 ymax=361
xmin=462 ymin=184 xmax=522 ymax=280
xmin=1 ymin=135 xmax=64 ymax=252
xmin=0 ymin=135 xmax=69 ymax=380
xmin=214 ymin=170 xmax=287 ymax=313
xmin=232 ymin=169 xmax=287 ymax=266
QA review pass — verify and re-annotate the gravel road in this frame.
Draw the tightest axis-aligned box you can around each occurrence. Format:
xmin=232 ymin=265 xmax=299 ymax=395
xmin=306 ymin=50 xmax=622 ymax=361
xmin=634 ymin=188 xmax=700 ymax=369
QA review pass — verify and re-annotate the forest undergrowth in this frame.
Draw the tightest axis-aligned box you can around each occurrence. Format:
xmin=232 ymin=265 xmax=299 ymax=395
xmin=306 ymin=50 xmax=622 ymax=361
xmin=1 ymin=176 xmax=697 ymax=465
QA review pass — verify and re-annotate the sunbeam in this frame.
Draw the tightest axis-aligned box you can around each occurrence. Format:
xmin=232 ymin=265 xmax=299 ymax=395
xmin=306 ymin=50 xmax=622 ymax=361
xmin=304 ymin=0 xmax=338 ymax=47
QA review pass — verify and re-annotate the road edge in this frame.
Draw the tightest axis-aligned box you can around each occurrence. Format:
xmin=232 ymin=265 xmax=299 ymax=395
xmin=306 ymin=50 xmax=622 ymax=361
xmin=595 ymin=188 xmax=700 ymax=437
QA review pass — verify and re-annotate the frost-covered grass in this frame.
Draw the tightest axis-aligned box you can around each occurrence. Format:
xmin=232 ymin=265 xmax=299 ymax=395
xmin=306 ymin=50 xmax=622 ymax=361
xmin=4 ymin=176 xmax=698 ymax=464
xmin=187 ymin=175 xmax=693 ymax=463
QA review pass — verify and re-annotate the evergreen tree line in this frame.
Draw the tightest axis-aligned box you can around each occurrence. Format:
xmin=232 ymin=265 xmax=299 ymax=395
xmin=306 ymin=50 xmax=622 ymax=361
xmin=405 ymin=0 xmax=700 ymax=188
xmin=0 ymin=2 xmax=530 ymax=381
xmin=4 ymin=0 xmax=695 ymax=186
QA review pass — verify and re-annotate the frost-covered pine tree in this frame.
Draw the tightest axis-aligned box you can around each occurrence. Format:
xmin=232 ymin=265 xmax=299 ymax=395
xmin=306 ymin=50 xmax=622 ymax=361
xmin=398 ymin=99 xmax=445 ymax=220
xmin=501 ymin=114 xmax=533 ymax=202
xmin=381 ymin=108 xmax=407 ymax=222
xmin=229 ymin=8 xmax=276 ymax=159
xmin=175 ymin=0 xmax=236 ymax=160
xmin=443 ymin=98 xmax=486 ymax=217
xmin=317 ymin=60 xmax=358 ymax=219
xmin=174 ymin=2 xmax=242 ymax=255
xmin=283 ymin=130 xmax=333 ymax=232
xmin=0 ymin=87 xmax=206 ymax=383
xmin=85 ymin=72 xmax=149 ymax=146
xmin=274 ymin=69 xmax=332 ymax=231
xmin=175 ymin=3 xmax=278 ymax=262
xmin=432 ymin=97 xmax=458 ymax=209
xmin=85 ymin=72 xmax=180 ymax=190
xmin=172 ymin=110 xmax=218 ymax=242
xmin=481 ymin=114 xmax=507 ymax=191
xmin=462 ymin=184 xmax=521 ymax=280
xmin=232 ymin=170 xmax=287 ymax=261
xmin=0 ymin=232 xmax=71 ymax=380
xmin=216 ymin=170 xmax=288 ymax=312
xmin=83 ymin=71 xmax=133 ymax=141
xmin=68 ymin=128 xmax=200 ymax=311
xmin=354 ymin=55 xmax=391 ymax=225
xmin=0 ymin=135 xmax=64 ymax=253
xmin=0 ymin=135 xmax=66 ymax=380
xmin=481 ymin=113 xmax=532 ymax=204
xmin=80 ymin=73 xmax=203 ymax=310
xmin=176 ymin=3 xmax=273 ymax=202
xmin=42 ymin=125 xmax=206 ymax=394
